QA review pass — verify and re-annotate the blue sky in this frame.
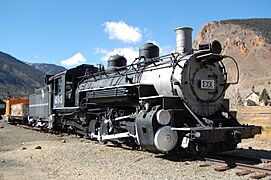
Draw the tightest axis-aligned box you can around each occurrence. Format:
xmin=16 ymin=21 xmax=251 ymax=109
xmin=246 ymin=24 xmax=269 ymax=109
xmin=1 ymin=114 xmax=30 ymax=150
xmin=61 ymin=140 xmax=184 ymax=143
xmin=0 ymin=0 xmax=270 ymax=68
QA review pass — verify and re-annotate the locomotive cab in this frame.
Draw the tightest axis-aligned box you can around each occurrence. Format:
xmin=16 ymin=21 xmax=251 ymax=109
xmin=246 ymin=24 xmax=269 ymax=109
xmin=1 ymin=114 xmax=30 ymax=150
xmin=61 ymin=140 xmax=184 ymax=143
xmin=49 ymin=64 xmax=97 ymax=108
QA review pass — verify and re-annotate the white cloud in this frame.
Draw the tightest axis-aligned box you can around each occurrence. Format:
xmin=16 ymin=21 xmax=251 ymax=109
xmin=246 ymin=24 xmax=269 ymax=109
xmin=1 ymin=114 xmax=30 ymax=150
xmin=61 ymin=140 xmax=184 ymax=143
xmin=60 ymin=53 xmax=86 ymax=66
xmin=104 ymin=21 xmax=142 ymax=43
xmin=95 ymin=47 xmax=138 ymax=65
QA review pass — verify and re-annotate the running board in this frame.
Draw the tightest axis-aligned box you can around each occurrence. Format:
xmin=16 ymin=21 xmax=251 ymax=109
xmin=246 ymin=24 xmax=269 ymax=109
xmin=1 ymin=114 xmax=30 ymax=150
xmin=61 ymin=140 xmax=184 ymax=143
xmin=91 ymin=132 xmax=134 ymax=141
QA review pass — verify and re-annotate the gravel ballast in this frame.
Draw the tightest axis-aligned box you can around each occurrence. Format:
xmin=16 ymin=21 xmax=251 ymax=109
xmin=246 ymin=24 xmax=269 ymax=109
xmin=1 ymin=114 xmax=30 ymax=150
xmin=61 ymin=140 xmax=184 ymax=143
xmin=0 ymin=121 xmax=270 ymax=180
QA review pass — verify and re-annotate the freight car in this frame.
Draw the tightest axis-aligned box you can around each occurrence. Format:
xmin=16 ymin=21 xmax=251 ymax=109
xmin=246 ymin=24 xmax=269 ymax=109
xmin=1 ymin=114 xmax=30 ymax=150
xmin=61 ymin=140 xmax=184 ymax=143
xmin=4 ymin=98 xmax=29 ymax=123
xmin=28 ymin=27 xmax=261 ymax=154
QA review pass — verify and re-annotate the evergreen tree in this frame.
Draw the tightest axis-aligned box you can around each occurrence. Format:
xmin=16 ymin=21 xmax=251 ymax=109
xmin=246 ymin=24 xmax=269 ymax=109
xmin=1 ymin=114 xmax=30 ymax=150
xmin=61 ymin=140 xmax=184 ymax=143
xmin=260 ymin=88 xmax=270 ymax=101
xmin=237 ymin=90 xmax=243 ymax=106
xmin=252 ymin=86 xmax=255 ymax=92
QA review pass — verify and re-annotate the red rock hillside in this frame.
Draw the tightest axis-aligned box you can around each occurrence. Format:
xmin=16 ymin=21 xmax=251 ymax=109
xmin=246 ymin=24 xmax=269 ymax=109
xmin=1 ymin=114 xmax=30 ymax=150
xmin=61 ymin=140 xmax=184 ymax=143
xmin=193 ymin=19 xmax=271 ymax=109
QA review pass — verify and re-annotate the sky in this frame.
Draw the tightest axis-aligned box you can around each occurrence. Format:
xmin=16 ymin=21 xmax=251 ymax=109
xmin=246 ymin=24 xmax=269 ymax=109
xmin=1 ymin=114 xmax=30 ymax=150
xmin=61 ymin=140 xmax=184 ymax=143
xmin=0 ymin=0 xmax=270 ymax=68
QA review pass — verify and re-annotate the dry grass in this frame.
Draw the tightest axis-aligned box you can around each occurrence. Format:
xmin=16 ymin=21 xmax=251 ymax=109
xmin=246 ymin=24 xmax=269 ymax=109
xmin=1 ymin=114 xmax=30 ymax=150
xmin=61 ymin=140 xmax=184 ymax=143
xmin=237 ymin=106 xmax=271 ymax=139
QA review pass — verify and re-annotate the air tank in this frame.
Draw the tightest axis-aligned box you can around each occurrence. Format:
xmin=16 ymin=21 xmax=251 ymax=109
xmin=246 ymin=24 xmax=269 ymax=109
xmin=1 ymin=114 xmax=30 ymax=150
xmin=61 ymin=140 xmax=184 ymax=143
xmin=139 ymin=43 xmax=159 ymax=59
xmin=175 ymin=27 xmax=193 ymax=54
xmin=107 ymin=55 xmax=127 ymax=71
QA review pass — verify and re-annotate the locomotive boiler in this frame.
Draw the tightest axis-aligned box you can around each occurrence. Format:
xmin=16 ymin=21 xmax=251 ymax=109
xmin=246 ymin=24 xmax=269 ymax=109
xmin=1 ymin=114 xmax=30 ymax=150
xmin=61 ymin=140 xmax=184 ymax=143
xmin=28 ymin=27 xmax=261 ymax=154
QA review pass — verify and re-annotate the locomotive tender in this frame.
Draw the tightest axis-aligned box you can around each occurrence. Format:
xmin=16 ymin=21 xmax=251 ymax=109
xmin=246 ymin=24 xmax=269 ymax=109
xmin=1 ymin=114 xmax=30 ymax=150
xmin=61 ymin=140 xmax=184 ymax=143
xmin=28 ymin=27 xmax=261 ymax=154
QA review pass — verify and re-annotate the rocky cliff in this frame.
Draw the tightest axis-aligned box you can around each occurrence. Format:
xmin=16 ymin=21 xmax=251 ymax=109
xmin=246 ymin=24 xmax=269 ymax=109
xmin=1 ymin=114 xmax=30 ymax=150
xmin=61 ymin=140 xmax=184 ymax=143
xmin=194 ymin=19 xmax=271 ymax=108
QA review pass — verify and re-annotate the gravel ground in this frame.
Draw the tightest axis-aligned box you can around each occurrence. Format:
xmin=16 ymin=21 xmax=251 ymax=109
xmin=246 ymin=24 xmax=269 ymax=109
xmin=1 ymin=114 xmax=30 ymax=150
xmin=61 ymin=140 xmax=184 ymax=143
xmin=0 ymin=121 xmax=270 ymax=180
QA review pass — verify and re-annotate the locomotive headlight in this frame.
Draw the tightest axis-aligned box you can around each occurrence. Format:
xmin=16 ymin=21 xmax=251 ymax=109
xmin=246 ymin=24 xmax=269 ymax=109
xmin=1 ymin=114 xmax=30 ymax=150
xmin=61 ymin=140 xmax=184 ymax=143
xmin=194 ymin=131 xmax=201 ymax=138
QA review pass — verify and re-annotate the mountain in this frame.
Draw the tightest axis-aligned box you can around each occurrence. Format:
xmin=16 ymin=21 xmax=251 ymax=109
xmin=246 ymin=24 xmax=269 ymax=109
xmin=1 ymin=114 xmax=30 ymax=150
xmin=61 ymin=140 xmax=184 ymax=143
xmin=28 ymin=63 xmax=66 ymax=75
xmin=193 ymin=18 xmax=271 ymax=108
xmin=0 ymin=51 xmax=45 ymax=99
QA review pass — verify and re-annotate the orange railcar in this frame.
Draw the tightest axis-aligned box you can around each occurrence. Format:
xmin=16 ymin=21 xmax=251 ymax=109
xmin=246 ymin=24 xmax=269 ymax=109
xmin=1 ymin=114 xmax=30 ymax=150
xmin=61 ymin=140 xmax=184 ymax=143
xmin=4 ymin=98 xmax=29 ymax=122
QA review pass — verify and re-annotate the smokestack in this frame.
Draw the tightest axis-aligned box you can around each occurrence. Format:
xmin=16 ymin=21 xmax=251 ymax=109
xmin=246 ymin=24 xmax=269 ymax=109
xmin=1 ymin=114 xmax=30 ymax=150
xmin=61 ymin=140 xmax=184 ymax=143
xmin=175 ymin=27 xmax=193 ymax=54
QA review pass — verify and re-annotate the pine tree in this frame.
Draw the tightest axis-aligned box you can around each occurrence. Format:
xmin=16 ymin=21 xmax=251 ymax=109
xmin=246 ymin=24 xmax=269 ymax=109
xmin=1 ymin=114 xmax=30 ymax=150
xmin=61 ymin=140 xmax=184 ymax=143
xmin=237 ymin=90 xmax=243 ymax=106
xmin=260 ymin=88 xmax=270 ymax=101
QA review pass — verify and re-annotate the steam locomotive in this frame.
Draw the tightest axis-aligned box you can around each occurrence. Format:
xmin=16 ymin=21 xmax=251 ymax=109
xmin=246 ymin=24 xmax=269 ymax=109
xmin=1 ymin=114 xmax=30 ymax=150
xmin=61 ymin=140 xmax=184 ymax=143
xmin=28 ymin=27 xmax=261 ymax=154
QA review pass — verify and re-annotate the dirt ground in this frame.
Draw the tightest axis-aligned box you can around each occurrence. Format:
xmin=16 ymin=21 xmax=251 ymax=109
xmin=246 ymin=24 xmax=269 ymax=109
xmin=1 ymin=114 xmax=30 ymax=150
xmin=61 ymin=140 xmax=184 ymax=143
xmin=0 ymin=121 xmax=271 ymax=180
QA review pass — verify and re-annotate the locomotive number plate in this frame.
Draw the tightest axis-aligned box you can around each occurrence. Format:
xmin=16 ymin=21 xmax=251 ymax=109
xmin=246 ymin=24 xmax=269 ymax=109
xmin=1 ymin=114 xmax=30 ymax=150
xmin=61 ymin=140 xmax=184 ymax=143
xmin=200 ymin=80 xmax=215 ymax=89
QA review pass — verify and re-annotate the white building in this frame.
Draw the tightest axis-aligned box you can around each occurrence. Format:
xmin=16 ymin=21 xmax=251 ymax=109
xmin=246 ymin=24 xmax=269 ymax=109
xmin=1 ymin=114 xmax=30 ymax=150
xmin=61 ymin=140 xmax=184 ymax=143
xmin=244 ymin=91 xmax=260 ymax=106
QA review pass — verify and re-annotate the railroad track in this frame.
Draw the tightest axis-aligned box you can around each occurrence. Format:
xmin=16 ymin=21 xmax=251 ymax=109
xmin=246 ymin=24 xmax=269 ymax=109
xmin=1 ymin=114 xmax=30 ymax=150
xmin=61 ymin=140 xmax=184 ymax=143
xmin=13 ymin=123 xmax=271 ymax=179
xmin=16 ymin=124 xmax=44 ymax=132
xmin=205 ymin=154 xmax=271 ymax=179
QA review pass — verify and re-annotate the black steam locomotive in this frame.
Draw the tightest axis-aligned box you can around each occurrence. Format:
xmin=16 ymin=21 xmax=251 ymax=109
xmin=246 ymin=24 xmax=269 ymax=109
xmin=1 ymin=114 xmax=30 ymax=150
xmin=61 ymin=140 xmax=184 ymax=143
xmin=28 ymin=27 xmax=261 ymax=154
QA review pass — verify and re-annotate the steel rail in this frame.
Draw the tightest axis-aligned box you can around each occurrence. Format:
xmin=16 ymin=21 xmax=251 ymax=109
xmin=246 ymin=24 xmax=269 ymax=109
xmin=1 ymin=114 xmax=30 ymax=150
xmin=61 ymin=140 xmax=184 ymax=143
xmin=205 ymin=157 xmax=271 ymax=175
xmin=222 ymin=153 xmax=271 ymax=164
